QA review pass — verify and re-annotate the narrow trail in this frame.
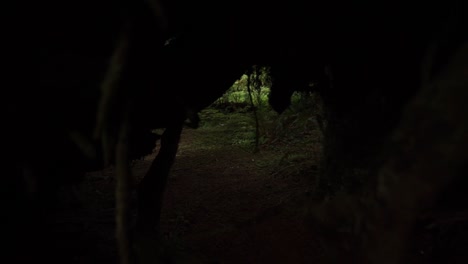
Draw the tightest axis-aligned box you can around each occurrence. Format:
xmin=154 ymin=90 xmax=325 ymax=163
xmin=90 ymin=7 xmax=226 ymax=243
xmin=47 ymin=111 xmax=328 ymax=263
xmin=158 ymin=126 xmax=320 ymax=263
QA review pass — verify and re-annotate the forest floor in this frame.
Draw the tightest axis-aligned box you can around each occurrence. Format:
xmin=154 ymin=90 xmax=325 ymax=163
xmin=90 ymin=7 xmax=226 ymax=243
xmin=40 ymin=107 xmax=468 ymax=264
xmin=45 ymin=108 xmax=330 ymax=264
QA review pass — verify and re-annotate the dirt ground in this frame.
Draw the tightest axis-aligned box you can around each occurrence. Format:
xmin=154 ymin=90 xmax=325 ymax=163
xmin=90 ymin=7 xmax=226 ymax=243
xmin=43 ymin=110 xmax=330 ymax=264
xmin=38 ymin=109 xmax=468 ymax=264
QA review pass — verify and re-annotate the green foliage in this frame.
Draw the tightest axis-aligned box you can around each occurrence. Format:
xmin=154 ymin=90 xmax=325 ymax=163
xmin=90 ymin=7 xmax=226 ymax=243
xmin=210 ymin=66 xmax=272 ymax=112
xmin=203 ymin=70 xmax=325 ymax=184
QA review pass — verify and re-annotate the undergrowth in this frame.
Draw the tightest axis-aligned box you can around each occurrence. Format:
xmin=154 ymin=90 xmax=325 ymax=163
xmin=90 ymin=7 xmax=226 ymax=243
xmin=198 ymin=91 xmax=324 ymax=183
